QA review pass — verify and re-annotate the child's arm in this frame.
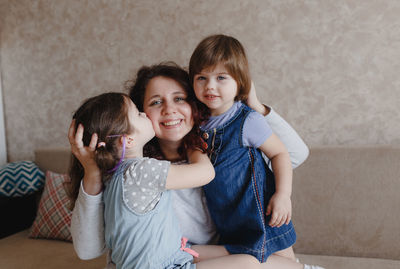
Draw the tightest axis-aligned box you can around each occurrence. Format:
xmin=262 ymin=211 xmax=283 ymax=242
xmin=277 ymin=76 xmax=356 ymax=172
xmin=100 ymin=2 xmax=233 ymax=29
xmin=165 ymin=149 xmax=215 ymax=190
xmin=258 ymin=134 xmax=293 ymax=228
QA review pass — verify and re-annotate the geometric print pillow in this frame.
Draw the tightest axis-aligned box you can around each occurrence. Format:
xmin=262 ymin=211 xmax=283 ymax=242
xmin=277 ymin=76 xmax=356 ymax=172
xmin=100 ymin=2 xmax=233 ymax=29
xmin=0 ymin=161 xmax=45 ymax=197
xmin=29 ymin=171 xmax=72 ymax=241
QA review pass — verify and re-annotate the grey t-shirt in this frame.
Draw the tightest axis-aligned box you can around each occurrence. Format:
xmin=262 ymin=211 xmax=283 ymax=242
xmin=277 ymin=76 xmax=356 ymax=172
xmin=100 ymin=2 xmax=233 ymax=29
xmin=123 ymin=158 xmax=170 ymax=214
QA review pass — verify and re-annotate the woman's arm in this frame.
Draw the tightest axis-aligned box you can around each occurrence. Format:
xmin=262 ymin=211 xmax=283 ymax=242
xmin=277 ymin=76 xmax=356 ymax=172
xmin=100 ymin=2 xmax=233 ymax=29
xmin=264 ymin=108 xmax=309 ymax=169
xmin=68 ymin=121 xmax=107 ymax=259
xmin=246 ymin=82 xmax=309 ymax=169
xmin=71 ymin=183 xmax=107 ymax=259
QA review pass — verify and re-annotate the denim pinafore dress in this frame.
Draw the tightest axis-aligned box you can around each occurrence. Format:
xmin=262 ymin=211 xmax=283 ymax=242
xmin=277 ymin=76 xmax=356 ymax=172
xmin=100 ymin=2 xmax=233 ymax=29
xmin=202 ymin=104 xmax=296 ymax=262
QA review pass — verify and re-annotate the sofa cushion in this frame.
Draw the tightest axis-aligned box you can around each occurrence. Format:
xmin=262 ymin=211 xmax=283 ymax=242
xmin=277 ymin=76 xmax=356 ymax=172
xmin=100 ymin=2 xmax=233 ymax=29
xmin=29 ymin=171 xmax=72 ymax=241
xmin=0 ymin=161 xmax=45 ymax=197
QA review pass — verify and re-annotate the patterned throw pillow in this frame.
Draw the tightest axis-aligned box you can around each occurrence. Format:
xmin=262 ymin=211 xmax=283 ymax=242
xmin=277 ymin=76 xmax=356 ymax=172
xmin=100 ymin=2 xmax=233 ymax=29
xmin=29 ymin=171 xmax=72 ymax=241
xmin=0 ymin=161 xmax=45 ymax=197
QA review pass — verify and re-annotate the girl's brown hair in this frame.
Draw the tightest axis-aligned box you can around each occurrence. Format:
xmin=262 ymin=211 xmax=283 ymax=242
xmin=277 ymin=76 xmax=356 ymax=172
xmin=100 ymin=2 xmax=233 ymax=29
xmin=189 ymin=34 xmax=251 ymax=101
xmin=126 ymin=61 xmax=209 ymax=160
xmin=67 ymin=92 xmax=131 ymax=209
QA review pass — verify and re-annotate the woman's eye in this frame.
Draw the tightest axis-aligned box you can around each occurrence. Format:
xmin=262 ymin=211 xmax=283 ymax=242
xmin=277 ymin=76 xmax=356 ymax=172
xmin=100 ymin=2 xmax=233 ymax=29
xmin=175 ymin=97 xmax=186 ymax=102
xmin=150 ymin=100 xmax=162 ymax=106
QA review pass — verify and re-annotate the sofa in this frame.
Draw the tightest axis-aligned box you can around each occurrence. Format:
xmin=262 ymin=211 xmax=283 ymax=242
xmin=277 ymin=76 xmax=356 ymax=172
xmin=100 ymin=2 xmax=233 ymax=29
xmin=0 ymin=146 xmax=399 ymax=268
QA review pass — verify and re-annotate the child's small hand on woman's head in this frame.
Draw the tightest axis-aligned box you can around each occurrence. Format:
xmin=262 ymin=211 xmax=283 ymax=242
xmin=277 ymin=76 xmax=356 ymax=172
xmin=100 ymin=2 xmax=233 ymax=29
xmin=266 ymin=192 xmax=292 ymax=228
xmin=68 ymin=119 xmax=103 ymax=195
xmin=68 ymin=120 xmax=100 ymax=174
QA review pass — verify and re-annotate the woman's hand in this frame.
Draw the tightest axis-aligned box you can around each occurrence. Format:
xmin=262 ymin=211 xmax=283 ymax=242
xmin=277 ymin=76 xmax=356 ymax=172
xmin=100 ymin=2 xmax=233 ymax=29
xmin=266 ymin=192 xmax=292 ymax=228
xmin=246 ymin=81 xmax=270 ymax=116
xmin=68 ymin=120 xmax=103 ymax=195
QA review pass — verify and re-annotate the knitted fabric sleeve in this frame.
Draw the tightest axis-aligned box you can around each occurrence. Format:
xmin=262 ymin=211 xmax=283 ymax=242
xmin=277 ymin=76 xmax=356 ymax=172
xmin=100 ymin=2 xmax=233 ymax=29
xmin=70 ymin=182 xmax=107 ymax=260
xmin=264 ymin=106 xmax=309 ymax=169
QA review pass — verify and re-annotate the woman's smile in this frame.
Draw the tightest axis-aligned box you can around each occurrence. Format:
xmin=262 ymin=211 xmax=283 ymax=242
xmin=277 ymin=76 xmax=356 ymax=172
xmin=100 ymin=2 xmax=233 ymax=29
xmin=161 ymin=119 xmax=182 ymax=127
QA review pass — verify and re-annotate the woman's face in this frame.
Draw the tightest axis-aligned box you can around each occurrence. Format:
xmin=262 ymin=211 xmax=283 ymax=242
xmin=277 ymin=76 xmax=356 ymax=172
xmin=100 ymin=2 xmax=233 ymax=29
xmin=143 ymin=76 xmax=194 ymax=144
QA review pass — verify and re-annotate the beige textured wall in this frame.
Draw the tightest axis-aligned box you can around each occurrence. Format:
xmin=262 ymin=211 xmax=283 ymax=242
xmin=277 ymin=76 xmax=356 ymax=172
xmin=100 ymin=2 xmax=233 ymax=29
xmin=1 ymin=0 xmax=400 ymax=161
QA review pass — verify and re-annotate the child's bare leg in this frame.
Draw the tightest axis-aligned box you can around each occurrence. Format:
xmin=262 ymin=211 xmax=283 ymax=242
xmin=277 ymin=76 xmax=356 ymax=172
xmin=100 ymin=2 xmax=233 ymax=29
xmin=260 ymin=254 xmax=303 ymax=269
xmin=192 ymin=245 xmax=303 ymax=269
xmin=196 ymin=254 xmax=260 ymax=269
xmin=272 ymin=246 xmax=297 ymax=261
xmin=191 ymin=245 xmax=229 ymax=263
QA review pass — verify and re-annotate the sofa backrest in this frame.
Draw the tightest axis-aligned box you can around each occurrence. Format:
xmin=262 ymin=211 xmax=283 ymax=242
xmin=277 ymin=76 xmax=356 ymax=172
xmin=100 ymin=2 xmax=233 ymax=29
xmin=292 ymin=146 xmax=400 ymax=260
xmin=35 ymin=148 xmax=70 ymax=174
xmin=34 ymin=146 xmax=400 ymax=260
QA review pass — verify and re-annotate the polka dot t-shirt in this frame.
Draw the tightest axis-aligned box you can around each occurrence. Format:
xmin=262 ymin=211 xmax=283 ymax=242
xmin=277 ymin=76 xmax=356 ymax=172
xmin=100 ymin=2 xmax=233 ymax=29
xmin=123 ymin=158 xmax=170 ymax=214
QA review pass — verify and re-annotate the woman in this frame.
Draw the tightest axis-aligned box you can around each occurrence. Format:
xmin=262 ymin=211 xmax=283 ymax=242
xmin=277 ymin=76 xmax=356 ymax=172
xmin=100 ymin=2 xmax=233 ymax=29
xmin=68 ymin=62 xmax=310 ymax=268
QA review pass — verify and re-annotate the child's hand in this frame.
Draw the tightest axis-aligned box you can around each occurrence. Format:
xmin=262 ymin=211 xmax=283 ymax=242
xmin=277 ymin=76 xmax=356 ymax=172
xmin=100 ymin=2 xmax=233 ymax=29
xmin=266 ymin=192 xmax=292 ymax=227
xmin=68 ymin=120 xmax=99 ymax=172
xmin=68 ymin=120 xmax=102 ymax=194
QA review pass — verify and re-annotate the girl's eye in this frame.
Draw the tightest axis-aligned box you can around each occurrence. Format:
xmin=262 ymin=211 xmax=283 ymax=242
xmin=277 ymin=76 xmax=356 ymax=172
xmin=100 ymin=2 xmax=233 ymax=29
xmin=217 ymin=76 xmax=226 ymax=80
xmin=196 ymin=76 xmax=206 ymax=81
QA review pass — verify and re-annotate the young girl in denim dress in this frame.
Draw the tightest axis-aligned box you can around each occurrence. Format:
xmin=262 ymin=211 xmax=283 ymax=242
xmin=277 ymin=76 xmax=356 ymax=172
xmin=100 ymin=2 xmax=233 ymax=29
xmin=189 ymin=34 xmax=297 ymax=263
xmin=69 ymin=92 xmax=271 ymax=269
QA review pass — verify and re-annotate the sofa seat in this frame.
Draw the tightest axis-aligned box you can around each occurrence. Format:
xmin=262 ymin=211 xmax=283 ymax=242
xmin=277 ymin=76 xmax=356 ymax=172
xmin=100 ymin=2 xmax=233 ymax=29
xmin=2 ymin=230 xmax=398 ymax=269
xmin=297 ymin=253 xmax=400 ymax=269
xmin=0 ymin=229 xmax=106 ymax=269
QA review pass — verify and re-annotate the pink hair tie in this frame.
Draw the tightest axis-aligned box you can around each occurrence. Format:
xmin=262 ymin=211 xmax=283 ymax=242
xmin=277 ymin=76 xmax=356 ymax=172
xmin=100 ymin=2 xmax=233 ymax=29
xmin=97 ymin=142 xmax=106 ymax=148
xmin=180 ymin=237 xmax=199 ymax=258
